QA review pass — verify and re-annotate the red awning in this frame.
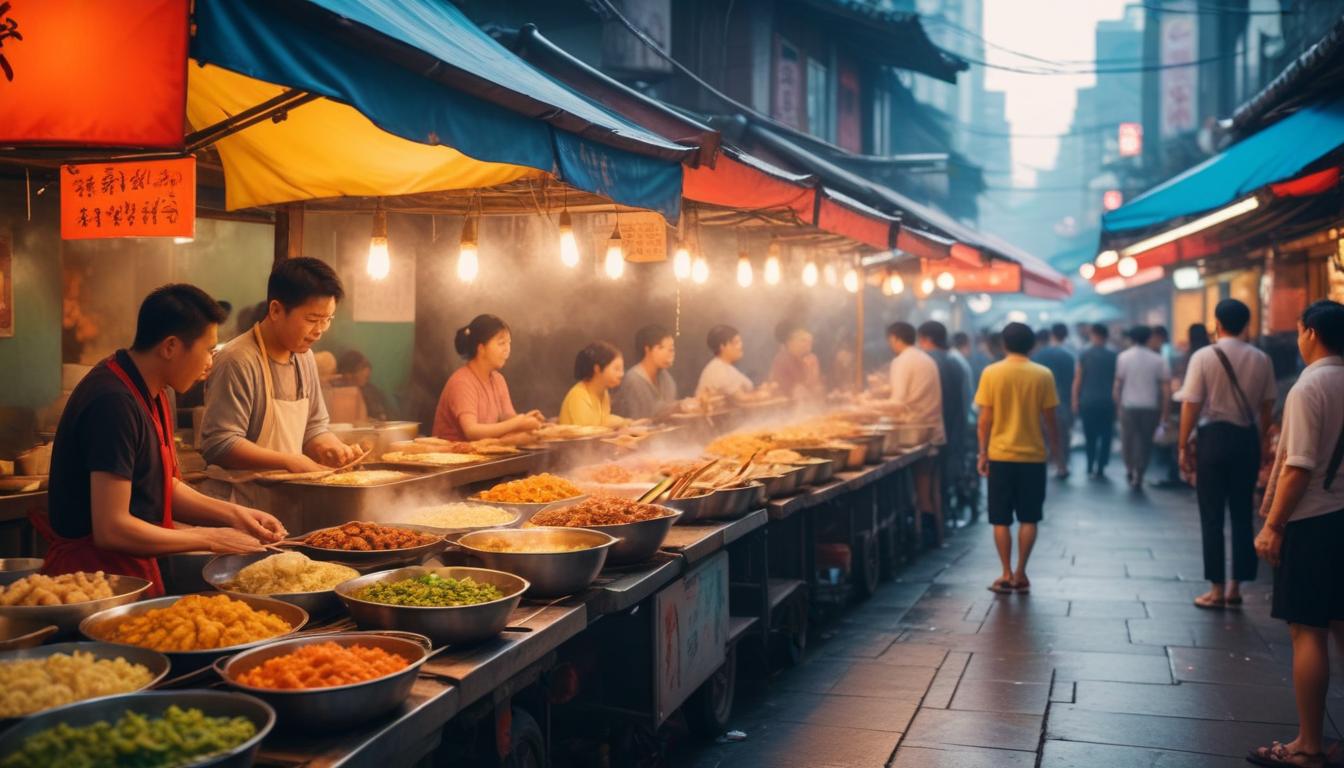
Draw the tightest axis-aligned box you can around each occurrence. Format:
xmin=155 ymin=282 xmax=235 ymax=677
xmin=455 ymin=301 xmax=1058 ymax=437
xmin=815 ymin=189 xmax=895 ymax=250
xmin=682 ymin=148 xmax=816 ymax=223
xmin=920 ymin=258 xmax=1023 ymax=293
xmin=0 ymin=0 xmax=188 ymax=148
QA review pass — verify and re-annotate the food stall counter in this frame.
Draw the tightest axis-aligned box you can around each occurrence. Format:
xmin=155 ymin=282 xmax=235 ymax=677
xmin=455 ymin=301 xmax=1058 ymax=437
xmin=660 ymin=509 xmax=768 ymax=566
xmin=767 ymin=445 xmax=931 ymax=520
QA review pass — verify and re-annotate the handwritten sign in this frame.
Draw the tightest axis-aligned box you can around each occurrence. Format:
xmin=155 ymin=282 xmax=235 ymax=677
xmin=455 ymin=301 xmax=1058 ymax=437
xmin=653 ymin=551 xmax=728 ymax=724
xmin=592 ymin=211 xmax=668 ymax=264
xmin=60 ymin=158 xmax=195 ymax=240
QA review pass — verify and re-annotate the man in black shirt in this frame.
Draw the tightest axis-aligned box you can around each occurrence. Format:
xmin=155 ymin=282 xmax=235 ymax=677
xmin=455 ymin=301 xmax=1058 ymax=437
xmin=43 ymin=284 xmax=285 ymax=596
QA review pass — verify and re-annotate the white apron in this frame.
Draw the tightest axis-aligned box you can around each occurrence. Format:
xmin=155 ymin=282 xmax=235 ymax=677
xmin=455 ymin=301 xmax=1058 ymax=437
xmin=202 ymin=323 xmax=311 ymax=507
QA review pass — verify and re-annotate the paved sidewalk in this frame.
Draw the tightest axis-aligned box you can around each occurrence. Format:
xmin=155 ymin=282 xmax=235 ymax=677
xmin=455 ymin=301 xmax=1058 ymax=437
xmin=685 ymin=471 xmax=1344 ymax=767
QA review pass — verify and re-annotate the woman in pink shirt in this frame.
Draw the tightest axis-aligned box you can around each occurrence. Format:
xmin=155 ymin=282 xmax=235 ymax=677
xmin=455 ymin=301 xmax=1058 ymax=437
xmin=433 ymin=314 xmax=543 ymax=441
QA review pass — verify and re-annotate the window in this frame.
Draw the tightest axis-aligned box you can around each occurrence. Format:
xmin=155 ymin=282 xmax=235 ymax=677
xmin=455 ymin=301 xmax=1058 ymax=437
xmin=871 ymin=85 xmax=892 ymax=155
xmin=806 ymin=57 xmax=833 ymax=142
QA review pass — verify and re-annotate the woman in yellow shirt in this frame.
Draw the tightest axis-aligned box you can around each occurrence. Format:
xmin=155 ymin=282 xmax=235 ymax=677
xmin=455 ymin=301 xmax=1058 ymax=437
xmin=558 ymin=341 xmax=630 ymax=427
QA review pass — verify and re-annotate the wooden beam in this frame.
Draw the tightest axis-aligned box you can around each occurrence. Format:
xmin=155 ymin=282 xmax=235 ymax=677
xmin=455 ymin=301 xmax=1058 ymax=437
xmin=273 ymin=202 xmax=304 ymax=266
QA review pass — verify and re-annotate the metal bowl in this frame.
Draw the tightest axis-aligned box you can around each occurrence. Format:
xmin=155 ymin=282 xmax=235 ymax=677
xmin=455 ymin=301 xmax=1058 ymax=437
xmin=0 ymin=641 xmax=171 ymax=720
xmin=533 ymin=505 xmax=682 ymax=566
xmin=80 ymin=593 xmax=308 ymax=671
xmin=395 ymin=503 xmax=524 ymax=539
xmin=0 ymin=574 xmax=152 ymax=638
xmin=465 ymin=495 xmax=586 ymax=523
xmin=335 ymin=566 xmax=526 ymax=646
xmin=708 ymin=481 xmax=767 ymax=518
xmin=456 ymin=528 xmax=614 ymax=597
xmin=0 ymin=690 xmax=274 ymax=768
xmin=0 ymin=616 xmax=58 ymax=651
xmin=216 ymin=631 xmax=435 ymax=730
xmin=293 ymin=523 xmax=447 ymax=565
xmin=851 ymin=432 xmax=886 ymax=464
xmin=792 ymin=456 xmax=835 ymax=485
xmin=795 ymin=446 xmax=850 ymax=474
xmin=753 ymin=465 xmax=806 ymax=498
xmin=202 ymin=552 xmax=358 ymax=619
xmin=660 ymin=489 xmax=724 ymax=522
xmin=0 ymin=558 xmax=43 ymax=586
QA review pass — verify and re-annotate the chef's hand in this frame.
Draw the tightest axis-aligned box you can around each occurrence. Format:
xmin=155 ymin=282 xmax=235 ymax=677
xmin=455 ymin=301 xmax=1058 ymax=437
xmin=314 ymin=439 xmax=358 ymax=467
xmin=512 ymin=414 xmax=543 ymax=432
xmin=201 ymin=526 xmax=265 ymax=554
xmin=1254 ymin=525 xmax=1283 ymax=567
xmin=232 ymin=504 xmax=287 ymax=543
xmin=285 ymin=454 xmax=327 ymax=474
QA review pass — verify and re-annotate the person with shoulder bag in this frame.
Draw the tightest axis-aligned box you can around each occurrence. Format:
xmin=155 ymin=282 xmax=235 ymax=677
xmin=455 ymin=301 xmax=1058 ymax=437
xmin=1176 ymin=300 xmax=1276 ymax=610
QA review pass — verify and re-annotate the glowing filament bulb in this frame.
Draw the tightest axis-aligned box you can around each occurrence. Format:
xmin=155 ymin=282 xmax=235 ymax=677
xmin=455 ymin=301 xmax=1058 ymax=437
xmin=457 ymin=216 xmax=478 ymax=283
xmin=887 ymin=274 xmax=904 ymax=295
xmin=691 ymin=256 xmax=709 ymax=284
xmin=936 ymin=271 xmax=955 ymax=291
xmin=673 ymin=245 xmax=692 ymax=281
xmin=367 ymin=207 xmax=390 ymax=280
xmin=558 ymin=211 xmax=579 ymax=268
xmin=802 ymin=260 xmax=819 ymax=287
xmin=843 ymin=267 xmax=860 ymax=294
xmin=604 ymin=222 xmax=624 ymax=279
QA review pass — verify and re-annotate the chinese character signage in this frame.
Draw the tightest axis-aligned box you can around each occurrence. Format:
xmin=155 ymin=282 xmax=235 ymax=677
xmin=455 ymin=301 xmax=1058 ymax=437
xmin=773 ymin=37 xmax=803 ymax=131
xmin=0 ymin=0 xmax=188 ymax=148
xmin=60 ymin=158 xmax=195 ymax=240
xmin=1117 ymin=122 xmax=1143 ymax=157
xmin=1159 ymin=9 xmax=1198 ymax=139
xmin=592 ymin=211 xmax=667 ymax=263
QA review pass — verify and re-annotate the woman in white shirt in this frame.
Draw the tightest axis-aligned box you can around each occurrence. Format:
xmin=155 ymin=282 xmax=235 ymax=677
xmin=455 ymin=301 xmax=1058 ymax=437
xmin=696 ymin=325 xmax=754 ymax=398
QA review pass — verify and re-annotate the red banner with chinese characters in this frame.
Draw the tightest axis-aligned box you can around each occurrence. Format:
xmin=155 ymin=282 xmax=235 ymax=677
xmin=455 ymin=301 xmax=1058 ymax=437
xmin=0 ymin=0 xmax=188 ymax=148
xmin=60 ymin=158 xmax=195 ymax=239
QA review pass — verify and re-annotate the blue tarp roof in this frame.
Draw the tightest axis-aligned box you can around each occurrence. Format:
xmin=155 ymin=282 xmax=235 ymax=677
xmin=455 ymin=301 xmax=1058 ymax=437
xmin=1103 ymin=93 xmax=1344 ymax=233
xmin=192 ymin=0 xmax=688 ymax=219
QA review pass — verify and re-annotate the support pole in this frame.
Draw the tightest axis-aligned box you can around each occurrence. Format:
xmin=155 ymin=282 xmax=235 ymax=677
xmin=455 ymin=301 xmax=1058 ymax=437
xmin=273 ymin=202 xmax=304 ymax=266
xmin=855 ymin=283 xmax=865 ymax=392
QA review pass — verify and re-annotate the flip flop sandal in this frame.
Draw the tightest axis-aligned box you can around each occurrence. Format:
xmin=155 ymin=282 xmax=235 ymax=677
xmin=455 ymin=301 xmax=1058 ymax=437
xmin=1225 ymin=595 xmax=1244 ymax=606
xmin=1012 ymin=579 xmax=1031 ymax=594
xmin=1248 ymin=742 xmax=1326 ymax=767
xmin=1193 ymin=593 xmax=1226 ymax=610
xmin=987 ymin=579 xmax=1014 ymax=594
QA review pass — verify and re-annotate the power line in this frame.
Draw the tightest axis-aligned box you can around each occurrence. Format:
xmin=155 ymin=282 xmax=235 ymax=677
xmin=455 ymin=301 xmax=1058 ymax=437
xmin=945 ymin=47 xmax=1242 ymax=75
xmin=1137 ymin=2 xmax=1301 ymax=14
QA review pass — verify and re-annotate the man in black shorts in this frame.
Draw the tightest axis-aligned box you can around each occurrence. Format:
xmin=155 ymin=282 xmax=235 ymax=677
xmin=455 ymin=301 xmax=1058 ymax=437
xmin=1249 ymin=300 xmax=1344 ymax=767
xmin=973 ymin=323 xmax=1062 ymax=594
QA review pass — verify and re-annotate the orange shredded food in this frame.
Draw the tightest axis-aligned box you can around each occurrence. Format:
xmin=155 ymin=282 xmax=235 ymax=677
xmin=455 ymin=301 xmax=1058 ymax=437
xmin=477 ymin=473 xmax=582 ymax=504
xmin=235 ymin=642 xmax=410 ymax=690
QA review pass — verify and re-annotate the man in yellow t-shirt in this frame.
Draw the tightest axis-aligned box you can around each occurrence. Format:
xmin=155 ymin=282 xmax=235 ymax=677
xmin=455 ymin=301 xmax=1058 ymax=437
xmin=974 ymin=322 xmax=1062 ymax=595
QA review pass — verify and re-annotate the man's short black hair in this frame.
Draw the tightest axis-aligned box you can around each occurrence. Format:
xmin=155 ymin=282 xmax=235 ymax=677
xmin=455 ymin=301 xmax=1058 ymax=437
xmin=1090 ymin=323 xmax=1109 ymax=341
xmin=1051 ymin=323 xmax=1069 ymax=342
xmin=887 ymin=322 xmax=916 ymax=345
xmin=1152 ymin=324 xmax=1169 ymax=341
xmin=1302 ymin=300 xmax=1344 ymax=354
xmin=267 ymin=257 xmax=345 ymax=311
xmin=707 ymin=325 xmax=739 ymax=354
xmin=1002 ymin=322 xmax=1035 ymax=355
xmin=635 ymin=324 xmax=673 ymax=357
xmin=1215 ymin=298 xmax=1251 ymax=336
xmin=1129 ymin=325 xmax=1152 ymax=346
xmin=917 ymin=321 xmax=949 ymax=349
xmin=131 ymin=284 xmax=227 ymax=351
xmin=1035 ymin=328 xmax=1052 ymax=347
xmin=952 ymin=331 xmax=970 ymax=348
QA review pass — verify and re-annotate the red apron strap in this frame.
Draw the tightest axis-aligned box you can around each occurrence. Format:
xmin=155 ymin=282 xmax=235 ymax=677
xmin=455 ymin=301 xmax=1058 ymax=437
xmin=105 ymin=356 xmax=177 ymax=528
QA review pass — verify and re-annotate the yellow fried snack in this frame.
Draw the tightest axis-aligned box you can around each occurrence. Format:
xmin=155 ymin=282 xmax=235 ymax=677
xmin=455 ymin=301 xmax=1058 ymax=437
xmin=0 ymin=572 xmax=114 ymax=606
xmin=103 ymin=594 xmax=292 ymax=652
xmin=0 ymin=651 xmax=155 ymax=718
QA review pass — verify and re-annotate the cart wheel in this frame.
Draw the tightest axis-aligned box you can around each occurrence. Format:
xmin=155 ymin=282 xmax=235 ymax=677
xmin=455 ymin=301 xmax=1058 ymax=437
xmin=853 ymin=531 xmax=880 ymax=598
xmin=770 ymin=595 xmax=809 ymax=668
xmin=502 ymin=707 xmax=545 ymax=768
xmin=685 ymin=644 xmax=737 ymax=739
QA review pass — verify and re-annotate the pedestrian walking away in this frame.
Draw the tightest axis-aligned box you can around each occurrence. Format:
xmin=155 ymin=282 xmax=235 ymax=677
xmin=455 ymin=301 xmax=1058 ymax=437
xmin=1247 ymin=300 xmax=1344 ymax=768
xmin=1114 ymin=325 xmax=1170 ymax=489
xmin=1177 ymin=299 xmax=1276 ymax=610
xmin=975 ymin=322 xmax=1062 ymax=595
xmin=1074 ymin=323 xmax=1118 ymax=478
xmin=1032 ymin=323 xmax=1076 ymax=478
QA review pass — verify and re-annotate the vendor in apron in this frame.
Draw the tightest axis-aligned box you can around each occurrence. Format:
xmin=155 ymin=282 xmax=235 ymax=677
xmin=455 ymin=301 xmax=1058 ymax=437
xmin=199 ymin=258 xmax=357 ymax=507
xmin=40 ymin=285 xmax=286 ymax=597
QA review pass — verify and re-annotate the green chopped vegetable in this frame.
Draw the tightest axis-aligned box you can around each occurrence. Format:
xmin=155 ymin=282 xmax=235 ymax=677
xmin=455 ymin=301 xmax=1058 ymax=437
xmin=1 ymin=705 xmax=257 ymax=768
xmin=355 ymin=573 xmax=503 ymax=607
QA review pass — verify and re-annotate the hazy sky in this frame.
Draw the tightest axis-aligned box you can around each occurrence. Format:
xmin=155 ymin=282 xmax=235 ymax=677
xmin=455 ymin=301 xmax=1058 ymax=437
xmin=983 ymin=0 xmax=1134 ymax=185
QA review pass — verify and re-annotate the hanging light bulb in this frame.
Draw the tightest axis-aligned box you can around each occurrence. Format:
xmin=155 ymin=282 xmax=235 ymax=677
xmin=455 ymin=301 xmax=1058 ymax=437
xmin=802 ymin=260 xmax=819 ymax=287
xmin=843 ymin=267 xmax=860 ymax=294
xmin=823 ymin=262 xmax=839 ymax=287
xmin=764 ymin=242 xmax=781 ymax=285
xmin=887 ymin=273 xmax=905 ymax=295
xmin=456 ymin=215 xmax=478 ymax=283
xmin=673 ymin=242 xmax=692 ymax=281
xmin=366 ymin=205 xmax=391 ymax=281
xmin=736 ymin=251 xmax=754 ymax=288
xmin=604 ymin=221 xmax=625 ymax=280
xmin=558 ymin=210 xmax=580 ymax=268
xmin=1117 ymin=255 xmax=1139 ymax=277
xmin=691 ymin=256 xmax=709 ymax=284
xmin=935 ymin=271 xmax=956 ymax=292
xmin=1079 ymin=262 xmax=1096 ymax=280
xmin=919 ymin=276 xmax=935 ymax=296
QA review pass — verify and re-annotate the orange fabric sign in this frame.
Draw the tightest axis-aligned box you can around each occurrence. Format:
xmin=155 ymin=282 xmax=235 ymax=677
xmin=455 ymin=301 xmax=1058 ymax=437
xmin=60 ymin=158 xmax=195 ymax=239
xmin=0 ymin=0 xmax=188 ymax=148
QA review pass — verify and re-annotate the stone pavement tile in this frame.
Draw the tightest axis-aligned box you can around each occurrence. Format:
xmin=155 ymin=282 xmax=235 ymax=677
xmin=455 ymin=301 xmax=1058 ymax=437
xmin=1030 ymin=578 xmax=1141 ymax=602
xmin=839 ymin=605 xmax=912 ymax=631
xmin=1039 ymin=740 xmax=1246 ymax=767
xmin=1169 ymin=646 xmax=1292 ymax=688
xmin=1135 ymin=580 xmax=1211 ymax=602
xmin=751 ymin=691 xmax=917 ymax=733
xmin=986 ymin=596 xmax=1071 ymax=618
xmin=1067 ymin=599 xmax=1147 ymax=619
xmin=865 ymin=581 xmax=931 ymax=608
xmin=827 ymin=661 xmax=936 ymax=700
xmin=960 ymin=651 xmax=1054 ymax=683
xmin=921 ymin=651 xmax=969 ymax=708
xmin=902 ymin=707 xmax=1043 ymax=752
xmin=1049 ymin=679 xmax=1075 ymax=704
xmin=874 ymin=642 xmax=948 ymax=668
xmin=889 ymin=744 xmax=1036 ymax=768
xmin=817 ymin=629 xmax=901 ymax=660
xmin=1046 ymin=704 xmax=1285 ymax=758
xmin=1123 ymin=561 xmax=1185 ymax=580
xmin=980 ymin=614 xmax=1131 ymax=637
xmin=949 ymin=679 xmax=1051 ymax=715
xmin=1061 ymin=546 xmax=1154 ymax=562
xmin=1127 ymin=618 xmax=1197 ymax=647
xmin=776 ymin=658 xmax=853 ymax=694
xmin=696 ymin=722 xmax=900 ymax=768
xmin=1050 ymin=650 xmax=1173 ymax=683
xmin=1072 ymin=680 xmax=1299 ymax=723
xmin=1143 ymin=599 xmax=1230 ymax=622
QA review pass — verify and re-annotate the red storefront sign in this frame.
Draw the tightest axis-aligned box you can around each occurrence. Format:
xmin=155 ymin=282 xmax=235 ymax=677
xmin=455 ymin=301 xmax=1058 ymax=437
xmin=60 ymin=158 xmax=195 ymax=239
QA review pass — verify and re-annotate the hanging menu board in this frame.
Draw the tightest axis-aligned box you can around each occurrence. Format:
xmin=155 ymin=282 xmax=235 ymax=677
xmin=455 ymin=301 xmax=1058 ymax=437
xmin=60 ymin=158 xmax=195 ymax=240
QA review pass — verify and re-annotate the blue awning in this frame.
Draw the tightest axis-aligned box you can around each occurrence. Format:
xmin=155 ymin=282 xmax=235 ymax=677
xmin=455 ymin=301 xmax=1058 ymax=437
xmin=1103 ymin=93 xmax=1344 ymax=233
xmin=192 ymin=0 xmax=689 ymax=219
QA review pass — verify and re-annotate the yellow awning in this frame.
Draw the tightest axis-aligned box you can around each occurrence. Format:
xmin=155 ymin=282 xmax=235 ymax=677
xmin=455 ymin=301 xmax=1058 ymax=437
xmin=187 ymin=62 xmax=540 ymax=210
